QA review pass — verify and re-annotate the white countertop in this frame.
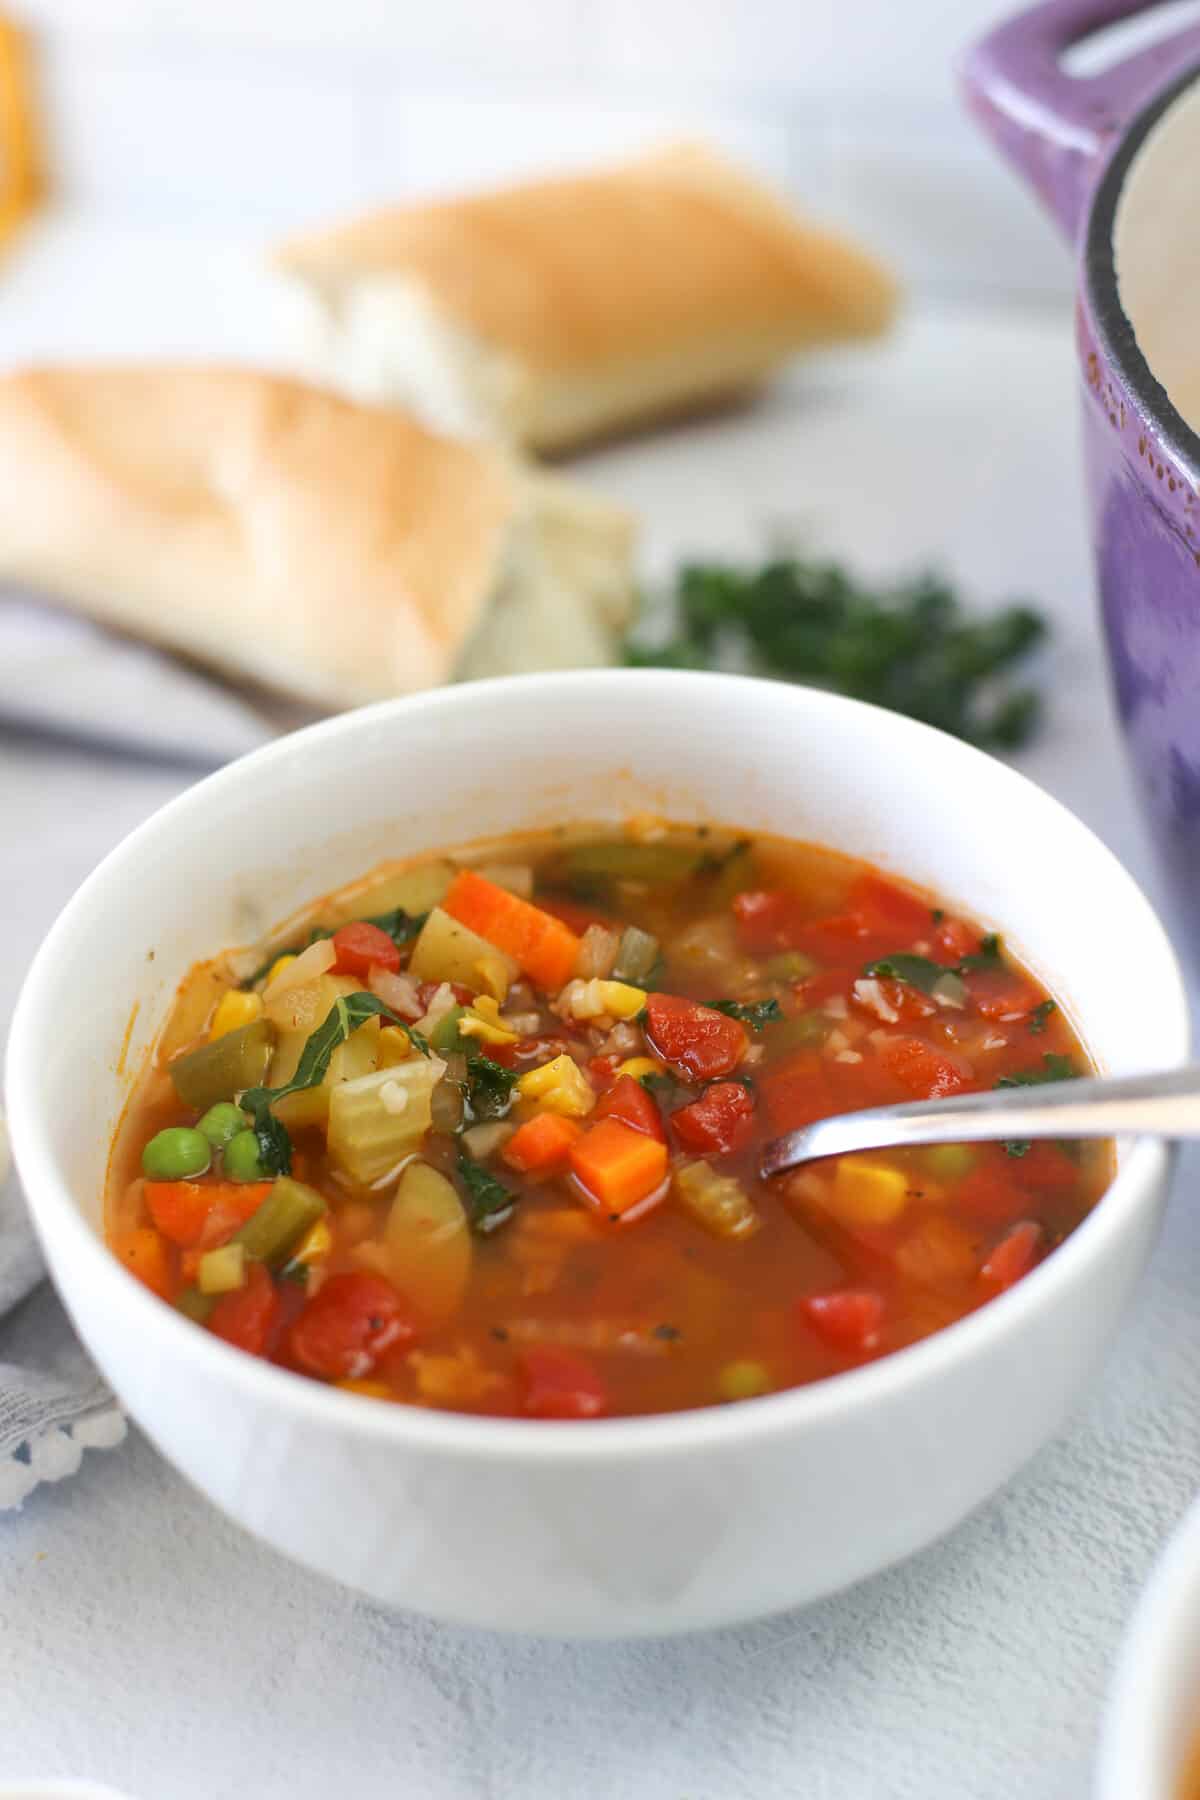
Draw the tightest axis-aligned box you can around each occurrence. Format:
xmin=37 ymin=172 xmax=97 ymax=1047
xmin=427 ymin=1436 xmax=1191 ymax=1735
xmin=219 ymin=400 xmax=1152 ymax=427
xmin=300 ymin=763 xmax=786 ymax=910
xmin=3 ymin=223 xmax=1199 ymax=1799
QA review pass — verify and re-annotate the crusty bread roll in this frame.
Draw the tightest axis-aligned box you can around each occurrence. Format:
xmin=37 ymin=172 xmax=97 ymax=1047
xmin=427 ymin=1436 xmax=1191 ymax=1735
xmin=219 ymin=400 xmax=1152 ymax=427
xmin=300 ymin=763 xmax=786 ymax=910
xmin=0 ymin=365 xmax=636 ymax=710
xmin=274 ymin=142 xmax=898 ymax=454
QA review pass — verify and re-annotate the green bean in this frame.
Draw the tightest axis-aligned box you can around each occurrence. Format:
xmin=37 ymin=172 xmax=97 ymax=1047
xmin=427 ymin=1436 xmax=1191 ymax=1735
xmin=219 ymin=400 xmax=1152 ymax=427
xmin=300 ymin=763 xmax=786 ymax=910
xmin=196 ymin=1101 xmax=246 ymax=1150
xmin=234 ymin=1176 xmax=325 ymax=1267
xmin=174 ymin=1286 xmax=214 ymax=1324
xmin=142 ymin=1127 xmax=211 ymax=1180
xmin=170 ymin=1019 xmax=275 ymax=1111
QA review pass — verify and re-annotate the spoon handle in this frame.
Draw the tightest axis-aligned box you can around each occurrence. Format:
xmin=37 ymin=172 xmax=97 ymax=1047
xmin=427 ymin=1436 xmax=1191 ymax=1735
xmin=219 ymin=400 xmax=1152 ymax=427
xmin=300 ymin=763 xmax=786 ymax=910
xmin=759 ymin=1064 xmax=1200 ymax=1181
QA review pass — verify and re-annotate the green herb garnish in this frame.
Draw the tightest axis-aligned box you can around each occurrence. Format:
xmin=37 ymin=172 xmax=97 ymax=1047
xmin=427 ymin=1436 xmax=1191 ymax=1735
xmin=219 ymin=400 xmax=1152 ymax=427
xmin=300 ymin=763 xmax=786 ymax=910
xmin=706 ymin=997 xmax=784 ymax=1030
xmin=996 ymin=1053 xmax=1077 ymax=1156
xmin=1028 ymin=999 xmax=1057 ymax=1035
xmin=624 ymin=558 xmax=1047 ymax=750
xmin=363 ymin=907 xmax=428 ymax=947
xmin=463 ymin=1051 xmax=518 ymax=1122
xmin=957 ymin=934 xmax=1004 ymax=973
xmin=456 ymin=1150 xmax=517 ymax=1234
xmin=239 ymin=992 xmax=430 ymax=1174
xmin=863 ymin=954 xmax=945 ymax=994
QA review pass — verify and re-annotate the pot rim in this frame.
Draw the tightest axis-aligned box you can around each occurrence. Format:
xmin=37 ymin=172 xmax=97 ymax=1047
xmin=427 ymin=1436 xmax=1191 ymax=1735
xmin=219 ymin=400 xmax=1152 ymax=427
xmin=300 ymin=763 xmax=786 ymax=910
xmin=1085 ymin=59 xmax=1200 ymax=484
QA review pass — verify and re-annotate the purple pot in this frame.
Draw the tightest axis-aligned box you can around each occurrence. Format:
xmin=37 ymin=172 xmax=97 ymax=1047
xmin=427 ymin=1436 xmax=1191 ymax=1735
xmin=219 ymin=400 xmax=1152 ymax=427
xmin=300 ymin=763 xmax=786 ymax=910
xmin=963 ymin=2 xmax=1200 ymax=952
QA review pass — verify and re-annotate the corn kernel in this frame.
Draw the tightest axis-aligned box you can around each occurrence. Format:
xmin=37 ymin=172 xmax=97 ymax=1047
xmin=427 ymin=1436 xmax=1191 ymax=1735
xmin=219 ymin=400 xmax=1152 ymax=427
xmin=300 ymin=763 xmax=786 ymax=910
xmin=208 ymin=988 xmax=263 ymax=1041
xmin=516 ymin=1054 xmax=596 ymax=1118
xmin=616 ymin=1057 xmax=662 ymax=1081
xmin=377 ymin=1026 xmax=414 ymax=1067
xmin=831 ymin=1157 xmax=910 ymax=1226
xmin=458 ymin=995 xmax=520 ymax=1047
xmin=596 ymin=981 xmax=649 ymax=1021
xmin=336 ymin=1379 xmax=393 ymax=1399
xmin=291 ymin=1218 xmax=333 ymax=1265
xmin=266 ymin=953 xmax=298 ymax=985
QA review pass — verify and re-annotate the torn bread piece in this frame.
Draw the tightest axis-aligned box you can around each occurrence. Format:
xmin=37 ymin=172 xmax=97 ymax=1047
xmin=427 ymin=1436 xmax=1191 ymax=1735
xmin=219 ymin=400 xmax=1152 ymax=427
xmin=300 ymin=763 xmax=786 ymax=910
xmin=0 ymin=365 xmax=636 ymax=710
xmin=273 ymin=141 xmax=899 ymax=455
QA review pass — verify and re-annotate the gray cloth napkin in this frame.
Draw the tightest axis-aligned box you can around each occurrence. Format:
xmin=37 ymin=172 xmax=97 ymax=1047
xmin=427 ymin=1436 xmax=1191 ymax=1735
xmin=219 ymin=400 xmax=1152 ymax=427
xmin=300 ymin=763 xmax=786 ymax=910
xmin=0 ymin=1117 xmax=126 ymax=1509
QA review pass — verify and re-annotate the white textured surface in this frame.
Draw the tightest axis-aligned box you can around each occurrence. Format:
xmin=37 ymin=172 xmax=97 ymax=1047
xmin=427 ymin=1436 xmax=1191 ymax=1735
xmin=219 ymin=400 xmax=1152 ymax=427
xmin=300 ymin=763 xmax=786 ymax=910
xmin=2 ymin=233 xmax=1199 ymax=1791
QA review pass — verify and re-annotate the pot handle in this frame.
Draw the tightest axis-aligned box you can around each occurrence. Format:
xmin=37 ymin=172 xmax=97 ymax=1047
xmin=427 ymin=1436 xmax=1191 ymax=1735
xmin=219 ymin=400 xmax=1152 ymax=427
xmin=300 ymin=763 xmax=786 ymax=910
xmin=961 ymin=0 xmax=1200 ymax=242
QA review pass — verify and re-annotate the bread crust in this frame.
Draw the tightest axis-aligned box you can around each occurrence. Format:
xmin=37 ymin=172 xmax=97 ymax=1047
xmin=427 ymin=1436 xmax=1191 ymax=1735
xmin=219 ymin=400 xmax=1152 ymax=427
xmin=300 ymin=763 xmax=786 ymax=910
xmin=0 ymin=366 xmax=522 ymax=707
xmin=276 ymin=143 xmax=898 ymax=451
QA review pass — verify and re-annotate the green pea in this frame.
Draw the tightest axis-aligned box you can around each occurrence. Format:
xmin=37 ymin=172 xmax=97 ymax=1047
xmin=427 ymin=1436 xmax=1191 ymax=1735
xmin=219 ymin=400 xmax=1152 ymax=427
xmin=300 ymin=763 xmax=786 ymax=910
xmin=196 ymin=1101 xmax=246 ymax=1150
xmin=921 ymin=1143 xmax=976 ymax=1182
xmin=224 ymin=1128 xmax=267 ymax=1183
xmin=763 ymin=950 xmax=816 ymax=981
xmin=142 ymin=1126 xmax=211 ymax=1181
xmin=717 ymin=1359 xmax=772 ymax=1403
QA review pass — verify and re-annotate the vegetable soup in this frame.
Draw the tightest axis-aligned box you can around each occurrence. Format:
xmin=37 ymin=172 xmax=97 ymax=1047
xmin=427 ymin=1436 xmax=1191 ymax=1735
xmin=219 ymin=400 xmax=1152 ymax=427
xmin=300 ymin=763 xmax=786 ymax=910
xmin=106 ymin=826 xmax=1110 ymax=1419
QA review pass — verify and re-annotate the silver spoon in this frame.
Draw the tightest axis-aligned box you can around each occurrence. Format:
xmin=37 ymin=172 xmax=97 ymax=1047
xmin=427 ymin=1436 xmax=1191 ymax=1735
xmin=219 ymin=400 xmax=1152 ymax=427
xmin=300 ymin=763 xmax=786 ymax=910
xmin=759 ymin=1065 xmax=1200 ymax=1181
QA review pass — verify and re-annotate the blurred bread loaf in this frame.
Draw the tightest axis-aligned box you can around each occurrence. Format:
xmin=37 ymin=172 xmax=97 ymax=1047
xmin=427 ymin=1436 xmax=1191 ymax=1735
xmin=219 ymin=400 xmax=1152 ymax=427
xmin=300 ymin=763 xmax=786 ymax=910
xmin=274 ymin=142 xmax=898 ymax=454
xmin=0 ymin=366 xmax=635 ymax=709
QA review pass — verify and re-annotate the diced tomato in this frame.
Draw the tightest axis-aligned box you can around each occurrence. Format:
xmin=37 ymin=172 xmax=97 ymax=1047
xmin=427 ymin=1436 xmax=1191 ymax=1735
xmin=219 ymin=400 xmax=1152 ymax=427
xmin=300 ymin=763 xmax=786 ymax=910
xmin=487 ymin=1034 xmax=572 ymax=1070
xmin=851 ymin=975 xmax=936 ymax=1023
xmin=288 ymin=1272 xmax=418 ymax=1381
xmin=732 ymin=890 xmax=810 ymax=953
xmin=209 ymin=1262 xmax=282 ymax=1358
xmin=761 ymin=1050 xmax=835 ymax=1134
xmin=671 ymin=1081 xmax=756 ymax=1155
xmin=593 ymin=1073 xmax=666 ymax=1141
xmin=849 ymin=873 xmax=933 ymax=941
xmin=795 ymin=967 xmax=854 ymax=1008
xmin=798 ymin=1289 xmax=885 ymax=1354
xmin=587 ymin=1054 xmax=622 ymax=1091
xmin=144 ymin=1179 xmax=271 ymax=1249
xmin=955 ymin=1163 xmax=1030 ymax=1224
xmin=875 ymin=1035 xmax=973 ymax=1099
xmin=980 ymin=1221 xmax=1044 ymax=1291
xmin=112 ymin=1226 xmax=174 ymax=1300
xmin=964 ymin=968 xmax=1041 ymax=1019
xmin=518 ymin=1346 xmax=609 ymax=1419
xmin=931 ymin=916 xmax=979 ymax=963
xmin=536 ymin=895 xmax=615 ymax=936
xmin=331 ymin=921 xmax=401 ymax=978
xmin=644 ymin=992 xmax=746 ymax=1082
xmin=1013 ymin=1143 xmax=1081 ymax=1193
xmin=503 ymin=1112 xmax=582 ymax=1175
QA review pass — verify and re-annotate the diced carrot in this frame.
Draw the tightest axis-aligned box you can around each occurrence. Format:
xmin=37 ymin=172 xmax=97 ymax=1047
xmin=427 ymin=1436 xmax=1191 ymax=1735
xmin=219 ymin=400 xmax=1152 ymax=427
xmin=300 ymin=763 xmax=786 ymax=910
xmin=569 ymin=1118 xmax=669 ymax=1219
xmin=144 ymin=1180 xmax=272 ymax=1249
xmin=980 ymin=1220 xmax=1044 ymax=1291
xmin=503 ymin=1113 xmax=583 ymax=1175
xmin=113 ymin=1225 xmax=174 ymax=1300
xmin=443 ymin=869 xmax=580 ymax=991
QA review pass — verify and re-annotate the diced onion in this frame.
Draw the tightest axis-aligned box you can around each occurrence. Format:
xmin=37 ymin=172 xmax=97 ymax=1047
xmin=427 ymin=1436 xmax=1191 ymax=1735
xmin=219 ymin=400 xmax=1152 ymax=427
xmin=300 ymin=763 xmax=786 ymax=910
xmin=368 ymin=966 xmax=422 ymax=1019
xmin=264 ymin=936 xmax=335 ymax=1003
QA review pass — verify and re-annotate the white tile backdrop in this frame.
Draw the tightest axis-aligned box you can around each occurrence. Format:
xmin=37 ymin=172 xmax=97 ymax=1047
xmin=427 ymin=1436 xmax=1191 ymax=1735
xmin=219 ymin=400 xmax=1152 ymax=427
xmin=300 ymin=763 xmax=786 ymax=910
xmin=3 ymin=0 xmax=1090 ymax=301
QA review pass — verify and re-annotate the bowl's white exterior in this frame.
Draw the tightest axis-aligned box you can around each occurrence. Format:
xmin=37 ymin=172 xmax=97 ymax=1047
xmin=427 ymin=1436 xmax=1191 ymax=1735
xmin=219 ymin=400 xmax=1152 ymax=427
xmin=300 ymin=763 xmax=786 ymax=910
xmin=5 ymin=672 xmax=1188 ymax=1638
xmin=1097 ymin=1498 xmax=1200 ymax=1798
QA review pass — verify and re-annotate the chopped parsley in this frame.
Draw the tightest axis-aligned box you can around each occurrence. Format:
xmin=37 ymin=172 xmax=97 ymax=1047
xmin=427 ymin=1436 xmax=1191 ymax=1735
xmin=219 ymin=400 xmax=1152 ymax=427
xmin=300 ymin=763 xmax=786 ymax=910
xmin=623 ymin=557 xmax=1047 ymax=750
xmin=706 ymin=997 xmax=784 ymax=1030
xmin=1027 ymin=999 xmax=1057 ymax=1035
xmin=456 ymin=1150 xmax=517 ymax=1233
xmin=463 ymin=1050 xmax=518 ymax=1123
xmin=863 ymin=954 xmax=945 ymax=994
xmin=996 ymin=1053 xmax=1077 ymax=1156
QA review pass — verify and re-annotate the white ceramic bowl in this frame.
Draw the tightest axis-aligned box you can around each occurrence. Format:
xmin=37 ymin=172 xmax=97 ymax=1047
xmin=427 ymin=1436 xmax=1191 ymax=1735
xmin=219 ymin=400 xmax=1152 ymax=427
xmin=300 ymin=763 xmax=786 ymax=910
xmin=1098 ymin=1497 xmax=1200 ymax=1798
xmin=5 ymin=671 xmax=1188 ymax=1638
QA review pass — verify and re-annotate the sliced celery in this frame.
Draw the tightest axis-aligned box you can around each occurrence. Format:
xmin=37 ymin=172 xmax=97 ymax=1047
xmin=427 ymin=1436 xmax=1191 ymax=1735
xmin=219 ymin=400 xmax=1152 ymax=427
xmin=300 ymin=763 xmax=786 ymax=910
xmin=763 ymin=950 xmax=817 ymax=981
xmin=921 ymin=1143 xmax=976 ymax=1181
xmin=327 ymin=1055 xmax=447 ymax=1186
xmin=612 ymin=926 xmax=660 ymax=985
xmin=341 ymin=860 xmax=455 ymax=922
xmin=234 ymin=1177 xmax=326 ymax=1266
xmin=429 ymin=1005 xmax=467 ymax=1054
xmin=169 ymin=1019 xmax=275 ymax=1111
xmin=769 ymin=1011 xmax=828 ymax=1053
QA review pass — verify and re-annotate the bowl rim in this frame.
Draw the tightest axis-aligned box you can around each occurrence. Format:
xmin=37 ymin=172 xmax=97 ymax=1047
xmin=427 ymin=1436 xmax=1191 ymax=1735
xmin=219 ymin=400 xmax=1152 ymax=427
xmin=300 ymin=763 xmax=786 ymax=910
xmin=1097 ymin=1493 xmax=1200 ymax=1798
xmin=5 ymin=669 xmax=1190 ymax=1463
